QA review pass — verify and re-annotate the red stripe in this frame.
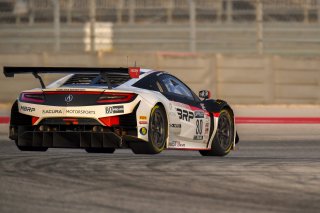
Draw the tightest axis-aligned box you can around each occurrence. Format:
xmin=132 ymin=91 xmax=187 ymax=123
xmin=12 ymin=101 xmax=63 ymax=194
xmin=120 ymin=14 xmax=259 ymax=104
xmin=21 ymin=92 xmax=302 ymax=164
xmin=44 ymin=91 xmax=102 ymax=95
xmin=1 ymin=116 xmax=320 ymax=124
xmin=0 ymin=117 xmax=10 ymax=124
xmin=236 ymin=117 xmax=320 ymax=124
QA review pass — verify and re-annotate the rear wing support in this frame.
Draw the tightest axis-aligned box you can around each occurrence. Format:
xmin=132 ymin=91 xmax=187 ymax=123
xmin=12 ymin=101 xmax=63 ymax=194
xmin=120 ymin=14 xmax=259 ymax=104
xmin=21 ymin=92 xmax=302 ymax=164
xmin=32 ymin=72 xmax=46 ymax=89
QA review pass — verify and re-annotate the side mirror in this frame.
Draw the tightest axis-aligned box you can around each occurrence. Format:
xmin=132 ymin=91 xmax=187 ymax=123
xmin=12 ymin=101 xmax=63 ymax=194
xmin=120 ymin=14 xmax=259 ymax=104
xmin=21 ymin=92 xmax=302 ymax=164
xmin=199 ymin=90 xmax=211 ymax=99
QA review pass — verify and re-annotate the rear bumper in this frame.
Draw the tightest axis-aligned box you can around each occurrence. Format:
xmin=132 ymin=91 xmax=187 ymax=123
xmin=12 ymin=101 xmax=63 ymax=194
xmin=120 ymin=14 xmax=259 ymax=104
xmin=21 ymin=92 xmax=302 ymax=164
xmin=16 ymin=127 xmax=140 ymax=148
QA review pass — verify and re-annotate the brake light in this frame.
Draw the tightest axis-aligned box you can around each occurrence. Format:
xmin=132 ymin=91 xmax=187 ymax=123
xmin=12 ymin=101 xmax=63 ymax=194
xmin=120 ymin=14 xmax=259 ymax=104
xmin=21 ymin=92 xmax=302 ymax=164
xmin=99 ymin=116 xmax=119 ymax=127
xmin=20 ymin=92 xmax=45 ymax=103
xmin=97 ymin=92 xmax=136 ymax=104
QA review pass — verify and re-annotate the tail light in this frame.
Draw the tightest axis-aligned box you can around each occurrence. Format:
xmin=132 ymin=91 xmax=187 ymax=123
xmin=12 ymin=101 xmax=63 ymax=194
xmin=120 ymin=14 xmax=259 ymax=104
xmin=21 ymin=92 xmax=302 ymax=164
xmin=99 ymin=116 xmax=119 ymax=127
xmin=32 ymin=117 xmax=40 ymax=125
xmin=63 ymin=118 xmax=79 ymax=125
xmin=97 ymin=92 xmax=136 ymax=104
xmin=20 ymin=92 xmax=45 ymax=103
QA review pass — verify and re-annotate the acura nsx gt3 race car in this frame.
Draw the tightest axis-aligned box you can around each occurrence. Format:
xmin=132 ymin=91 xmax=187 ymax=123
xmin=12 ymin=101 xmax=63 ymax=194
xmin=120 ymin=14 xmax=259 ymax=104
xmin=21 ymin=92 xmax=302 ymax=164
xmin=4 ymin=66 xmax=239 ymax=156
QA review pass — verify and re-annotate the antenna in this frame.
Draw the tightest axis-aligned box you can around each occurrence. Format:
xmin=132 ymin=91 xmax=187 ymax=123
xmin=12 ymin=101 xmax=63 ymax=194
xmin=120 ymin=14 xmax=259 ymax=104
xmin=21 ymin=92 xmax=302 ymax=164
xmin=127 ymin=56 xmax=128 ymax=67
xmin=134 ymin=61 xmax=137 ymax=67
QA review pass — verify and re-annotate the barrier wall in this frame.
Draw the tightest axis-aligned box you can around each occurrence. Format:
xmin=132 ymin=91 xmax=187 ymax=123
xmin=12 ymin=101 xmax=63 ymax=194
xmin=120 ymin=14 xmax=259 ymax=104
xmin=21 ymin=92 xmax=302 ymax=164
xmin=0 ymin=52 xmax=319 ymax=104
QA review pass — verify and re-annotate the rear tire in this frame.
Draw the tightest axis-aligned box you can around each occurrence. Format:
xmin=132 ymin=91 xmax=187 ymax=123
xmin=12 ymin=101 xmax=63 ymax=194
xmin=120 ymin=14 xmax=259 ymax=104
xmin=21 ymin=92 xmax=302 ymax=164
xmin=200 ymin=109 xmax=234 ymax=157
xmin=85 ymin=148 xmax=115 ymax=153
xmin=130 ymin=105 xmax=168 ymax=154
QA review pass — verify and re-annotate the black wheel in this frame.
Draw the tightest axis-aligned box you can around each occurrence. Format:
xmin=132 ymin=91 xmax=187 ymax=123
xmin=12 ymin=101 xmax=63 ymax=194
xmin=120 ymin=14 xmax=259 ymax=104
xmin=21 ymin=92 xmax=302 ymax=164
xmin=85 ymin=148 xmax=115 ymax=153
xmin=15 ymin=141 xmax=48 ymax=152
xmin=130 ymin=105 xmax=168 ymax=154
xmin=200 ymin=109 xmax=234 ymax=157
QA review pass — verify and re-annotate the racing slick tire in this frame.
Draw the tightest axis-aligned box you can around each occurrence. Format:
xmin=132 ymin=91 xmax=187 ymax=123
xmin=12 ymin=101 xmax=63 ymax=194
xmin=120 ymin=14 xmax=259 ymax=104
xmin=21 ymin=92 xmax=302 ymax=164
xmin=15 ymin=141 xmax=48 ymax=152
xmin=130 ymin=105 xmax=168 ymax=154
xmin=85 ymin=148 xmax=115 ymax=153
xmin=200 ymin=109 xmax=234 ymax=157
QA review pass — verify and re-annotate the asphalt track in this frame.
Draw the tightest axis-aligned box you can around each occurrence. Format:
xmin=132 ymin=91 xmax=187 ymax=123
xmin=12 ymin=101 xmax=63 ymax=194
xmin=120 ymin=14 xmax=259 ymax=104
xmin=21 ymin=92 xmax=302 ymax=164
xmin=0 ymin=125 xmax=320 ymax=213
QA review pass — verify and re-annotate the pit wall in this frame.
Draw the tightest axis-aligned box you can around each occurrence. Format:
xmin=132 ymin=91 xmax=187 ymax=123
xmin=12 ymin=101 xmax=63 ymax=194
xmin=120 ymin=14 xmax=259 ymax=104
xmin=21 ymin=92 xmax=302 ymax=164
xmin=0 ymin=52 xmax=319 ymax=104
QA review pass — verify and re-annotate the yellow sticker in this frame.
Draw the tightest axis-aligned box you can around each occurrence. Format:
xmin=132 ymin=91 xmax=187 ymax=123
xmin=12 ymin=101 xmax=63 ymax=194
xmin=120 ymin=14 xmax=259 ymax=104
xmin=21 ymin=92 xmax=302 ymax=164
xmin=139 ymin=116 xmax=147 ymax=120
xmin=140 ymin=127 xmax=147 ymax=135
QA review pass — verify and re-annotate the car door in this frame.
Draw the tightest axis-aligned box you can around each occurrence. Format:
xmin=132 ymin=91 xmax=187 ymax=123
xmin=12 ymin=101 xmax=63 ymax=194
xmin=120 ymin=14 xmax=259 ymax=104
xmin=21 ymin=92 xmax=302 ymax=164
xmin=157 ymin=74 xmax=210 ymax=145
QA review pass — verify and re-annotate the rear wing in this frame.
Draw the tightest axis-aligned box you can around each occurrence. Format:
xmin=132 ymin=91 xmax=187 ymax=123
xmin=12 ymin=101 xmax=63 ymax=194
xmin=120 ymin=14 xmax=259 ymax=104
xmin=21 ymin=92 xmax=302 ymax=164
xmin=3 ymin=66 xmax=140 ymax=89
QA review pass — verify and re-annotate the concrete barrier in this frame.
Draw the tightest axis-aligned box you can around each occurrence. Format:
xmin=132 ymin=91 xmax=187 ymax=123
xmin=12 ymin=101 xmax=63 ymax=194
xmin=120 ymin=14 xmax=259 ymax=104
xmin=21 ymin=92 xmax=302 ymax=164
xmin=0 ymin=52 xmax=319 ymax=104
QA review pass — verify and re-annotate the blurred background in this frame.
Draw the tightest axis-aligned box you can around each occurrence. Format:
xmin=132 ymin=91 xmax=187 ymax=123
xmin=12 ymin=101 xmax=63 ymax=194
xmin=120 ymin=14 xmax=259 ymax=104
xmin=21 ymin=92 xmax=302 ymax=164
xmin=0 ymin=0 xmax=319 ymax=105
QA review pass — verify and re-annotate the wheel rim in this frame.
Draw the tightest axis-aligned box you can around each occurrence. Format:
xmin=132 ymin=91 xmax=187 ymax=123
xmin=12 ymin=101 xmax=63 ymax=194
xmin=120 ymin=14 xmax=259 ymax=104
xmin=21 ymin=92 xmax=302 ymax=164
xmin=217 ymin=113 xmax=232 ymax=150
xmin=150 ymin=109 xmax=165 ymax=149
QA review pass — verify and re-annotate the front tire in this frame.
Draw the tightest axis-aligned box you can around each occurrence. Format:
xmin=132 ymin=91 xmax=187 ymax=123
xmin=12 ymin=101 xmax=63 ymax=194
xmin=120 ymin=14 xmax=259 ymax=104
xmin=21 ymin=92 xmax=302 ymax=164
xmin=130 ymin=105 xmax=168 ymax=154
xmin=200 ymin=109 xmax=234 ymax=157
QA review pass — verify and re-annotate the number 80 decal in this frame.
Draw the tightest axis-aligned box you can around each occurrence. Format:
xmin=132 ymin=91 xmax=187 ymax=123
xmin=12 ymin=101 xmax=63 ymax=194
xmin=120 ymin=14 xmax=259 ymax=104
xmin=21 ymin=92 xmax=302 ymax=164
xmin=196 ymin=119 xmax=203 ymax=135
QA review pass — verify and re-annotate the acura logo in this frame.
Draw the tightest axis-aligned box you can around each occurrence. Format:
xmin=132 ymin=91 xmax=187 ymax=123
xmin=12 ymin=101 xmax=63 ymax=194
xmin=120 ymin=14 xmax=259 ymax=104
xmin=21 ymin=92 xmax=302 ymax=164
xmin=65 ymin=94 xmax=73 ymax=103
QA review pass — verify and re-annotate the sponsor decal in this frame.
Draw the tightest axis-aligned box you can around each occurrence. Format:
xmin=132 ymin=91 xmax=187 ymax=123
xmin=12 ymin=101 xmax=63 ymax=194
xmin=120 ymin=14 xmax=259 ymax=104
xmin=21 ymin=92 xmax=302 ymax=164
xmin=193 ymin=135 xmax=204 ymax=140
xmin=106 ymin=105 xmax=124 ymax=114
xmin=176 ymin=108 xmax=194 ymax=122
xmin=196 ymin=119 xmax=203 ymax=135
xmin=66 ymin=109 xmax=95 ymax=115
xmin=42 ymin=109 xmax=95 ymax=115
xmin=20 ymin=106 xmax=35 ymax=112
xmin=56 ymin=88 xmax=85 ymax=91
xmin=140 ymin=127 xmax=147 ymax=135
xmin=200 ymin=103 xmax=206 ymax=110
xmin=43 ymin=109 xmax=63 ymax=114
xmin=216 ymin=100 xmax=223 ymax=105
xmin=139 ymin=121 xmax=148 ymax=125
xmin=195 ymin=111 xmax=204 ymax=118
xmin=169 ymin=141 xmax=185 ymax=147
xmin=129 ymin=67 xmax=140 ymax=78
xmin=205 ymin=122 xmax=210 ymax=134
xmin=65 ymin=94 xmax=73 ymax=103
xmin=139 ymin=116 xmax=147 ymax=120
xmin=194 ymin=119 xmax=204 ymax=140
xmin=169 ymin=124 xmax=181 ymax=128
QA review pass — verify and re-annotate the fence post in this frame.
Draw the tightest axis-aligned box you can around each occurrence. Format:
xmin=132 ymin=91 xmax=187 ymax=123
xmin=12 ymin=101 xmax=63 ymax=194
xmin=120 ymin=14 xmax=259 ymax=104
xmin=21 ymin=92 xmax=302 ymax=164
xmin=216 ymin=0 xmax=223 ymax=23
xmin=117 ymin=0 xmax=123 ymax=24
xmin=129 ymin=0 xmax=135 ymax=24
xmin=52 ymin=0 xmax=61 ymax=52
xmin=256 ymin=0 xmax=264 ymax=55
xmin=89 ymin=0 xmax=96 ymax=53
xmin=66 ymin=0 xmax=73 ymax=24
xmin=189 ymin=0 xmax=196 ymax=52
xmin=226 ymin=0 xmax=232 ymax=23
xmin=166 ymin=0 xmax=173 ymax=24
xmin=317 ymin=0 xmax=320 ymax=23
xmin=28 ymin=0 xmax=34 ymax=25
xmin=303 ymin=0 xmax=310 ymax=24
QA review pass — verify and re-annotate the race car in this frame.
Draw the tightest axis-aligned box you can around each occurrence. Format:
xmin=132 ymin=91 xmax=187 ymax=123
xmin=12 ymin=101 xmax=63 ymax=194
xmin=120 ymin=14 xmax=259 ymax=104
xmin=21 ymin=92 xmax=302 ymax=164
xmin=3 ymin=66 xmax=239 ymax=156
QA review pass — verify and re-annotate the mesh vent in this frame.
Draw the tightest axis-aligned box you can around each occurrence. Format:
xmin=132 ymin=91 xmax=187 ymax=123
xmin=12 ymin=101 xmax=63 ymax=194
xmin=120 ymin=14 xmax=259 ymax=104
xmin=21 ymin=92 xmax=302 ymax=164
xmin=64 ymin=74 xmax=98 ymax=85
xmin=63 ymin=73 xmax=131 ymax=87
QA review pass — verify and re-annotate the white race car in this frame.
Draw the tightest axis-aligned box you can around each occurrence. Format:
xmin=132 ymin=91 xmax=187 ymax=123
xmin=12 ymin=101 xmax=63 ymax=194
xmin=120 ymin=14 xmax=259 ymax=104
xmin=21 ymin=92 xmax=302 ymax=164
xmin=4 ymin=66 xmax=239 ymax=156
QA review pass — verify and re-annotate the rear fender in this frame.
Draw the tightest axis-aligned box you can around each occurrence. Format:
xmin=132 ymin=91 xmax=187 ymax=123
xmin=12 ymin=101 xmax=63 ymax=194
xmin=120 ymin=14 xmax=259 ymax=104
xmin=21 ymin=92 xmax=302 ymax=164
xmin=9 ymin=100 xmax=32 ymax=140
